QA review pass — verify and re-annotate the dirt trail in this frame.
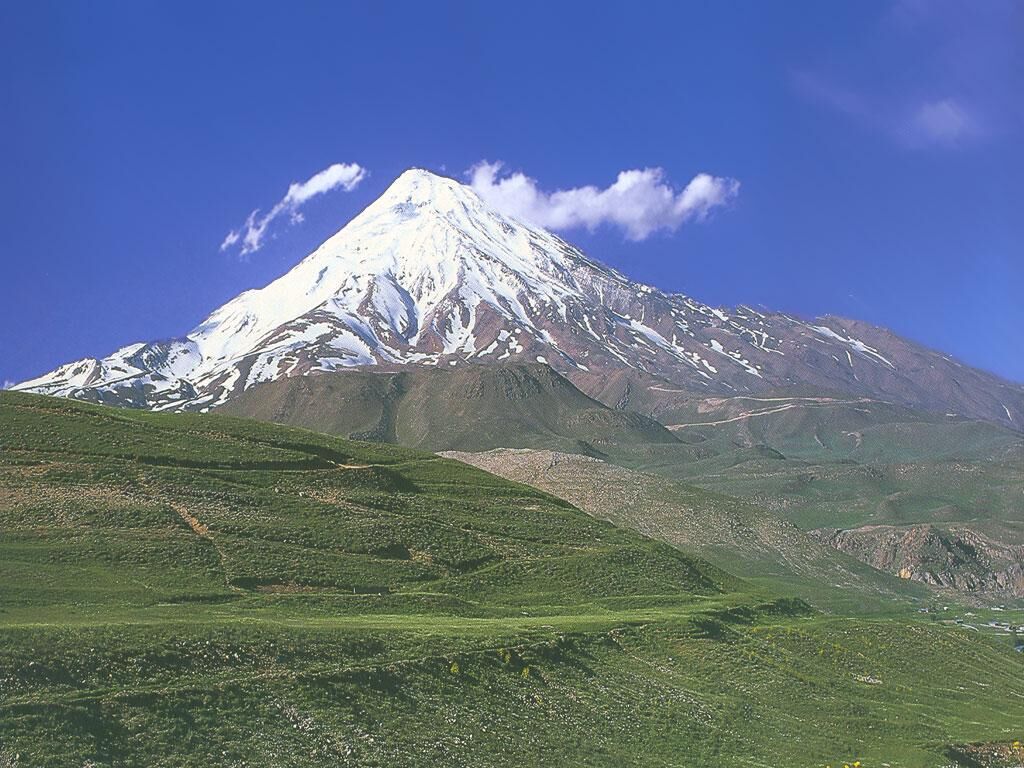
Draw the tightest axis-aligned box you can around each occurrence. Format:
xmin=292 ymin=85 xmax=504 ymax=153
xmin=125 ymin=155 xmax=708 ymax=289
xmin=171 ymin=503 xmax=209 ymax=536
xmin=666 ymin=402 xmax=801 ymax=428
xmin=328 ymin=461 xmax=374 ymax=469
xmin=665 ymin=395 xmax=879 ymax=429
xmin=156 ymin=492 xmax=239 ymax=592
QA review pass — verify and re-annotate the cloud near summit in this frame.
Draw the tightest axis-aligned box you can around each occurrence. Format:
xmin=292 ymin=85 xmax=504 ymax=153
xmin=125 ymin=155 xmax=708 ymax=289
xmin=468 ymin=162 xmax=739 ymax=240
xmin=221 ymin=162 xmax=367 ymax=256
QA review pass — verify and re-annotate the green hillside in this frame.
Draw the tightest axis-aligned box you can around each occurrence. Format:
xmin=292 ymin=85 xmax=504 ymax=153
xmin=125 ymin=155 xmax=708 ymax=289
xmin=2 ymin=391 xmax=1023 ymax=767
xmin=656 ymin=393 xmax=1022 ymax=463
xmin=217 ymin=363 xmax=678 ymax=456
xmin=443 ymin=448 xmax=934 ymax=613
xmin=221 ymin=372 xmax=1022 ymax=540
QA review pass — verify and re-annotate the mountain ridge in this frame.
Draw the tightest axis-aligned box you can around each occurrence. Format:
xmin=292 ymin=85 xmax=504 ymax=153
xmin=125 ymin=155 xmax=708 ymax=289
xmin=15 ymin=168 xmax=1024 ymax=428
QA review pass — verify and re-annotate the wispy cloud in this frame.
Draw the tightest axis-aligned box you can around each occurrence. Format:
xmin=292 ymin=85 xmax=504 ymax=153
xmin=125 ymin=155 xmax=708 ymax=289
xmin=2 ymin=380 xmax=15 ymax=390
xmin=792 ymin=72 xmax=870 ymax=124
xmin=794 ymin=0 xmax=1017 ymax=150
xmin=468 ymin=162 xmax=739 ymax=240
xmin=221 ymin=162 xmax=367 ymax=256
xmin=797 ymin=70 xmax=985 ymax=149
xmin=906 ymin=98 xmax=980 ymax=146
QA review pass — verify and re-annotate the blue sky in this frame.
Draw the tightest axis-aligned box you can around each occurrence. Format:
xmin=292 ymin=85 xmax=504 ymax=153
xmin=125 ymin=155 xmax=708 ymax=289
xmin=1 ymin=0 xmax=1021 ymax=385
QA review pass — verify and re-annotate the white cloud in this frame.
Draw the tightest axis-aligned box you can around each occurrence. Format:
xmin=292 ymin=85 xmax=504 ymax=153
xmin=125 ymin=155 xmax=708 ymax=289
xmin=2 ymin=380 xmax=14 ymax=390
xmin=221 ymin=162 xmax=367 ymax=256
xmin=468 ymin=162 xmax=739 ymax=240
xmin=281 ymin=163 xmax=367 ymax=206
xmin=219 ymin=229 xmax=240 ymax=251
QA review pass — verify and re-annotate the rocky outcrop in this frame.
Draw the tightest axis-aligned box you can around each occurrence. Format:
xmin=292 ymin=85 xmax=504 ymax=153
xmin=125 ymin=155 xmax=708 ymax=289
xmin=812 ymin=523 xmax=1024 ymax=599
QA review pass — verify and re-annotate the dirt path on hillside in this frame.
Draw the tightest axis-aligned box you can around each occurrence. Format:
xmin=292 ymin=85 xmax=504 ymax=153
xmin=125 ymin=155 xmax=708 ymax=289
xmin=157 ymin=493 xmax=240 ymax=592
xmin=665 ymin=402 xmax=803 ymax=428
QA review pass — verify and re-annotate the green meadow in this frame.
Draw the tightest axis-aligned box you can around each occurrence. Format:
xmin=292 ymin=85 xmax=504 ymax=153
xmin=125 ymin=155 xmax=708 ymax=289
xmin=1 ymin=392 xmax=1021 ymax=766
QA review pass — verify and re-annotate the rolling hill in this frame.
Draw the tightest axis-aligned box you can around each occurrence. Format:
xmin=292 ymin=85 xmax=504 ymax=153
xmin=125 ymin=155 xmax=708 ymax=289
xmin=3 ymin=390 xmax=1023 ymax=766
xmin=219 ymin=363 xmax=1024 ymax=602
xmin=441 ymin=448 xmax=934 ymax=612
xmin=218 ymin=362 xmax=677 ymax=455
xmin=612 ymin=395 xmax=1024 ymax=601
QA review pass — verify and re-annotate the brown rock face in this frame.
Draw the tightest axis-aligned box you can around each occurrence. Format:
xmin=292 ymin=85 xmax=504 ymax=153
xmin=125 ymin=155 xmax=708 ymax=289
xmin=812 ymin=523 xmax=1024 ymax=599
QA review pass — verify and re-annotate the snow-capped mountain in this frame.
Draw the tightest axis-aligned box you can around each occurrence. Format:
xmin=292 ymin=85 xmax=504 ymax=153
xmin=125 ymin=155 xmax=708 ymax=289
xmin=14 ymin=169 xmax=1024 ymax=427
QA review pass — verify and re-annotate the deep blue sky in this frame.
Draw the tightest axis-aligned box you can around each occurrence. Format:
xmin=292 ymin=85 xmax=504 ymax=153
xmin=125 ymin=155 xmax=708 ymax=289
xmin=2 ymin=1 xmax=1021 ymax=385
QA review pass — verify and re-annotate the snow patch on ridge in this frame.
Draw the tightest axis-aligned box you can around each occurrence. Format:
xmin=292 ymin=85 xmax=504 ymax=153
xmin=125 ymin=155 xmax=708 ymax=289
xmin=810 ymin=325 xmax=896 ymax=370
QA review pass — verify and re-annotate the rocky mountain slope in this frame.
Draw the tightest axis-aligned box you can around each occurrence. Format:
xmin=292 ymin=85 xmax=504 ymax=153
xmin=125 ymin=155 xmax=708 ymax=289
xmin=812 ymin=523 xmax=1024 ymax=600
xmin=14 ymin=169 xmax=1024 ymax=428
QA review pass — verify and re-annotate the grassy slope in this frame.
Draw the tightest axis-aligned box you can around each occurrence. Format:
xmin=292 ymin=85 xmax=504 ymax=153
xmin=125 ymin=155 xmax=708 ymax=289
xmin=442 ymin=448 xmax=934 ymax=614
xmin=625 ymin=394 xmax=1023 ymax=528
xmin=609 ymin=396 xmax=1024 ymax=604
xmin=2 ymin=392 xmax=1023 ymax=767
xmin=219 ymin=370 xmax=1024 ymax=581
xmin=217 ymin=364 xmax=679 ymax=455
xmin=221 ymin=371 xmax=1022 ymax=536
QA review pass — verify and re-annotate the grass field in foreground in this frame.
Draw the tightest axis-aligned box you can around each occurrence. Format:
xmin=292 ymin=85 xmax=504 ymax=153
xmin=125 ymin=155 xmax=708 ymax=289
xmin=1 ymin=392 xmax=1022 ymax=767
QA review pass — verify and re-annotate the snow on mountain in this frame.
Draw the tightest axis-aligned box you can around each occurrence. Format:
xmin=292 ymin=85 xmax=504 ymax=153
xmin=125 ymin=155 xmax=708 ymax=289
xmin=14 ymin=169 xmax=1024 ymax=427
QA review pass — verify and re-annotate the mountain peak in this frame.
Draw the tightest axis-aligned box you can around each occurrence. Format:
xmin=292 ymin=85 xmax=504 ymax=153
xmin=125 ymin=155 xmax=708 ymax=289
xmin=392 ymin=166 xmax=458 ymax=187
xmin=371 ymin=167 xmax=480 ymax=213
xmin=14 ymin=167 xmax=1024 ymax=428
